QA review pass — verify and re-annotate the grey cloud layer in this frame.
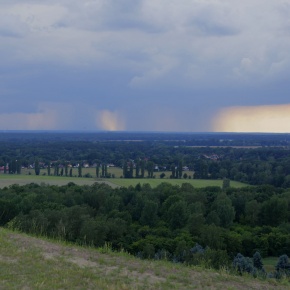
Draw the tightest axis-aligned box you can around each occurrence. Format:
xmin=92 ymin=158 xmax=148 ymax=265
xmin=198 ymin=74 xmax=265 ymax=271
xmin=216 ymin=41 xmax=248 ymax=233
xmin=0 ymin=0 xmax=290 ymax=130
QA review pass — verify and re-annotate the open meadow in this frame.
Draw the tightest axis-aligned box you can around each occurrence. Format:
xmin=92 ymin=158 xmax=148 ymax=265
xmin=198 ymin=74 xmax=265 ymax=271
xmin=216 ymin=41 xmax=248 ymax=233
xmin=0 ymin=170 xmax=247 ymax=189
xmin=0 ymin=173 xmax=100 ymax=188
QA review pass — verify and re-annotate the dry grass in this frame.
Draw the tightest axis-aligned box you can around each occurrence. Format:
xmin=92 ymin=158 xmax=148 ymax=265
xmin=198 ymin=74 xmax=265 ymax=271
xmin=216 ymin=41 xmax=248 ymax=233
xmin=0 ymin=228 xmax=287 ymax=290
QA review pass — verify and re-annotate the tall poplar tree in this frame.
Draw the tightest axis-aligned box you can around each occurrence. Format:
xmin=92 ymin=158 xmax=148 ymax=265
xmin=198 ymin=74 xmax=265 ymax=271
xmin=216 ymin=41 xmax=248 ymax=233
xmin=78 ymin=162 xmax=82 ymax=177
xmin=47 ymin=162 xmax=51 ymax=176
xmin=135 ymin=160 xmax=140 ymax=178
xmin=123 ymin=161 xmax=128 ymax=178
xmin=140 ymin=160 xmax=145 ymax=178
xmin=129 ymin=162 xmax=133 ymax=178
xmin=147 ymin=161 xmax=154 ymax=178
xmin=178 ymin=160 xmax=183 ymax=179
xmin=54 ymin=164 xmax=58 ymax=176
xmin=65 ymin=162 xmax=68 ymax=177
xmin=171 ymin=164 xmax=175 ymax=179
xmin=35 ymin=158 xmax=40 ymax=176
xmin=101 ymin=164 xmax=105 ymax=177
xmin=16 ymin=160 xmax=21 ymax=174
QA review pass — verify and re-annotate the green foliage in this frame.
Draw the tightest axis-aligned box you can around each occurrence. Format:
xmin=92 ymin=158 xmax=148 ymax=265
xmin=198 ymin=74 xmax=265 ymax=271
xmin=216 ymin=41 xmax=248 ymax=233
xmin=233 ymin=253 xmax=255 ymax=275
xmin=222 ymin=178 xmax=230 ymax=190
xmin=260 ymin=196 xmax=288 ymax=226
xmin=140 ymin=200 xmax=158 ymax=227
xmin=275 ymin=255 xmax=290 ymax=278
xmin=253 ymin=251 xmax=264 ymax=271
xmin=34 ymin=158 xmax=40 ymax=176
xmin=0 ymin=180 xmax=290 ymax=276
xmin=78 ymin=163 xmax=82 ymax=177
xmin=211 ymin=193 xmax=235 ymax=228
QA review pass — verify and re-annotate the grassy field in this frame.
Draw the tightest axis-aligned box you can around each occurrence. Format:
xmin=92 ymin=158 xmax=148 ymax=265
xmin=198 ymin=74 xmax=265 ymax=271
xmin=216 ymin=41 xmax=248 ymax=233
xmin=0 ymin=172 xmax=248 ymax=189
xmin=0 ymin=174 xmax=104 ymax=188
xmin=264 ymin=257 xmax=279 ymax=273
xmin=0 ymin=228 xmax=286 ymax=290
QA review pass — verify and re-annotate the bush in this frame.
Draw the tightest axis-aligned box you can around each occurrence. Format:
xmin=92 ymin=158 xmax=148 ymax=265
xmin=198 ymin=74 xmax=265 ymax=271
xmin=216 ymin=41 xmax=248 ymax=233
xmin=275 ymin=254 xmax=290 ymax=278
xmin=253 ymin=251 xmax=264 ymax=270
xmin=233 ymin=253 xmax=255 ymax=275
xmin=83 ymin=173 xmax=92 ymax=178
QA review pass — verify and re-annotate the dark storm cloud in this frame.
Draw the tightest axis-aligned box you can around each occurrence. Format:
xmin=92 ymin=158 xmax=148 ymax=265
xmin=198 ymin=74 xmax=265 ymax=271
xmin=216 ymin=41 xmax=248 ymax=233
xmin=0 ymin=0 xmax=290 ymax=131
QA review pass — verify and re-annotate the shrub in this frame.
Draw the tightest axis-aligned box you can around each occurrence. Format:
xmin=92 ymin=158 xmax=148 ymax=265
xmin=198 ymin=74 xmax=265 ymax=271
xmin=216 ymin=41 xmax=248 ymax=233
xmin=233 ymin=253 xmax=255 ymax=275
xmin=275 ymin=254 xmax=290 ymax=278
xmin=253 ymin=251 xmax=264 ymax=270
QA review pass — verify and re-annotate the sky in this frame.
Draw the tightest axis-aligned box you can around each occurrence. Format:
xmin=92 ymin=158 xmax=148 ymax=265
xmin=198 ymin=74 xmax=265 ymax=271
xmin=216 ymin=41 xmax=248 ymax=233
xmin=1 ymin=0 xmax=290 ymax=132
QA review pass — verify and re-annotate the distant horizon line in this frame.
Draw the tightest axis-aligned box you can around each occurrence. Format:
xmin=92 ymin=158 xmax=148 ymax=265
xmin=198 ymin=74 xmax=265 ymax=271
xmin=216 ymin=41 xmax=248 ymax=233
xmin=0 ymin=130 xmax=289 ymax=135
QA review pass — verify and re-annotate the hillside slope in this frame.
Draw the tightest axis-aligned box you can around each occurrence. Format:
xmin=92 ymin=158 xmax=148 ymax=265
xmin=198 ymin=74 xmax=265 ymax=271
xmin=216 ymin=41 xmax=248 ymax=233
xmin=0 ymin=228 xmax=287 ymax=289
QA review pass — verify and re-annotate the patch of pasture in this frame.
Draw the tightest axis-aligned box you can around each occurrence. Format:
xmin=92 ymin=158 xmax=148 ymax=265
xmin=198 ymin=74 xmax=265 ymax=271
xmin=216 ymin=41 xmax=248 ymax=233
xmin=0 ymin=171 xmax=247 ymax=189
xmin=263 ymin=257 xmax=278 ymax=273
xmin=0 ymin=174 xmax=114 ymax=188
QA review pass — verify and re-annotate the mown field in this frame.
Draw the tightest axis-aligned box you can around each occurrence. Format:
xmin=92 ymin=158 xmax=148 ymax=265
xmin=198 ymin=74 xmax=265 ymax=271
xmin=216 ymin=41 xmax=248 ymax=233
xmin=0 ymin=228 xmax=286 ymax=290
xmin=0 ymin=172 xmax=247 ymax=189
xmin=0 ymin=174 xmax=99 ymax=188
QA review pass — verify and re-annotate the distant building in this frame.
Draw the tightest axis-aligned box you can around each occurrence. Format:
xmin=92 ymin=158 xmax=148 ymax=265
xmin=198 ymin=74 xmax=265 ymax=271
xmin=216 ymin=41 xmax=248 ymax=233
xmin=0 ymin=166 xmax=8 ymax=172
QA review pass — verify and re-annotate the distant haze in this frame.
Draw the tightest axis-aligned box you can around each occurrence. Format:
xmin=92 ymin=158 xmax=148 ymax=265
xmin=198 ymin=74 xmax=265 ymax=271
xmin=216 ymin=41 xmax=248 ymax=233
xmin=0 ymin=1 xmax=290 ymax=132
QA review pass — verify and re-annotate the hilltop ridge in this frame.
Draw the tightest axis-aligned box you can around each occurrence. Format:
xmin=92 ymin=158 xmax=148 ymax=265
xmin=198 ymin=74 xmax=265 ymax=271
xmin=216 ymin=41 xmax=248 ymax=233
xmin=0 ymin=228 xmax=287 ymax=289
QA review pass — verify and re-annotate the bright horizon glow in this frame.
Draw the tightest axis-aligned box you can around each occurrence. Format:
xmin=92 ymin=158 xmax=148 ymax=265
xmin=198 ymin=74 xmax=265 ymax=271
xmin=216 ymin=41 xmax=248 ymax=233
xmin=97 ymin=110 xmax=126 ymax=131
xmin=213 ymin=104 xmax=290 ymax=133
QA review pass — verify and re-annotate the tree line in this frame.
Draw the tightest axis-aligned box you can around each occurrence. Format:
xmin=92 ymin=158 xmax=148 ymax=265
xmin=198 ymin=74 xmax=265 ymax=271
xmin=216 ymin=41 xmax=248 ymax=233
xmin=1 ymin=135 xmax=290 ymax=187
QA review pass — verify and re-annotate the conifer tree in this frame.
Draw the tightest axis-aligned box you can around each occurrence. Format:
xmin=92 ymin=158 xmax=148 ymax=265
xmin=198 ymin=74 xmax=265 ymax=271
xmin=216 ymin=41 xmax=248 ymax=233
xmin=253 ymin=251 xmax=264 ymax=271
